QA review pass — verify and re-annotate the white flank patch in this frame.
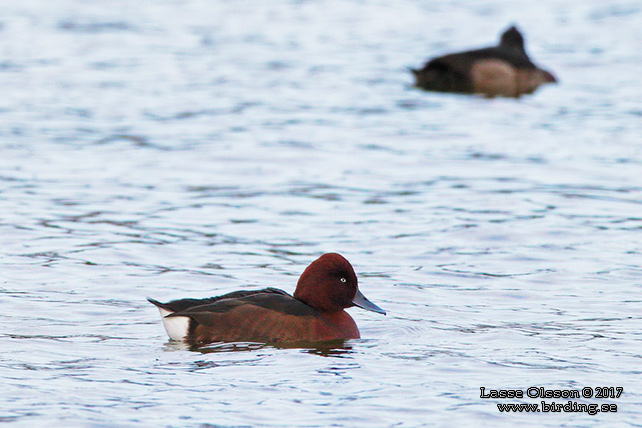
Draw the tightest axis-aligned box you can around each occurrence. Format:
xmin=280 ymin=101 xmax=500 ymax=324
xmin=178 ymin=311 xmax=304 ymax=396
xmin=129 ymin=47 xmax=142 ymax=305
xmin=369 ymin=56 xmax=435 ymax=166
xmin=157 ymin=307 xmax=189 ymax=341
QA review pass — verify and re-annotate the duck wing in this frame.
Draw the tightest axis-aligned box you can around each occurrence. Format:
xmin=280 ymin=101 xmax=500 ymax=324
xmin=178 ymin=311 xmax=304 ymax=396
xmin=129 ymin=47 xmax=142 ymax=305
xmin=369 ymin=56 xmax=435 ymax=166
xmin=147 ymin=287 xmax=289 ymax=313
xmin=166 ymin=289 xmax=317 ymax=324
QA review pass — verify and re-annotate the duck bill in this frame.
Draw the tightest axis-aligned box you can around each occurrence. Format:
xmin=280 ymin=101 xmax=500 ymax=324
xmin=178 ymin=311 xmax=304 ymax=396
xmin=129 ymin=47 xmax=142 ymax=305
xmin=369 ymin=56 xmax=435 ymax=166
xmin=352 ymin=289 xmax=386 ymax=315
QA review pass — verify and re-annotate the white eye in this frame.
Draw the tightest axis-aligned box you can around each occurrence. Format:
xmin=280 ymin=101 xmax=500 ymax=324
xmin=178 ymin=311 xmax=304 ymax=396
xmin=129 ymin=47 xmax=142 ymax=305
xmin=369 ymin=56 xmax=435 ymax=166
xmin=340 ymin=278 xmax=347 ymax=283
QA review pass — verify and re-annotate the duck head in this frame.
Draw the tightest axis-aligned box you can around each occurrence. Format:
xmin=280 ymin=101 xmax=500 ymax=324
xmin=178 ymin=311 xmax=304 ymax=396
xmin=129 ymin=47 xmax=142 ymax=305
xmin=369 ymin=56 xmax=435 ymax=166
xmin=294 ymin=253 xmax=386 ymax=315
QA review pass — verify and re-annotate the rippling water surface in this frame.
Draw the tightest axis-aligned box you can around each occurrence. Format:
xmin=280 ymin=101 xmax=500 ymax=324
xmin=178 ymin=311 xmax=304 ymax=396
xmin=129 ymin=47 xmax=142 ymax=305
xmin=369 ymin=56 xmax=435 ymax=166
xmin=1 ymin=0 xmax=641 ymax=426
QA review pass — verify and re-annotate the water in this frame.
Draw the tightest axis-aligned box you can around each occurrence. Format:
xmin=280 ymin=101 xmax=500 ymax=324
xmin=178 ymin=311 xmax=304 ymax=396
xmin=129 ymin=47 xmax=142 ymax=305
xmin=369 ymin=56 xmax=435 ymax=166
xmin=1 ymin=0 xmax=641 ymax=426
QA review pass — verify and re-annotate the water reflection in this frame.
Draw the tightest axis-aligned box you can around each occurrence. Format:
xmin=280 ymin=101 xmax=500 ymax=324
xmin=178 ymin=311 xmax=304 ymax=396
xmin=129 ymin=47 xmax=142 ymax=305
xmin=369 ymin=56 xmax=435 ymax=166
xmin=280 ymin=340 xmax=354 ymax=358
xmin=170 ymin=339 xmax=354 ymax=358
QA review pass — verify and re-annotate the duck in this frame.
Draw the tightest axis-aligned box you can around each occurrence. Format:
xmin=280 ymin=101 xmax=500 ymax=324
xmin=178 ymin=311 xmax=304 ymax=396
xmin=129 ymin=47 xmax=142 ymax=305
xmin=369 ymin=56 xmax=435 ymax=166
xmin=411 ymin=26 xmax=557 ymax=98
xmin=148 ymin=253 xmax=386 ymax=345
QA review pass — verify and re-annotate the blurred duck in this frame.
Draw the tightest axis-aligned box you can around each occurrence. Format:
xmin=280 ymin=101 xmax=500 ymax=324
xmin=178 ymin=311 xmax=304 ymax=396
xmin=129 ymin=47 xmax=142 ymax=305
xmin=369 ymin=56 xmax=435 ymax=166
xmin=412 ymin=26 xmax=557 ymax=98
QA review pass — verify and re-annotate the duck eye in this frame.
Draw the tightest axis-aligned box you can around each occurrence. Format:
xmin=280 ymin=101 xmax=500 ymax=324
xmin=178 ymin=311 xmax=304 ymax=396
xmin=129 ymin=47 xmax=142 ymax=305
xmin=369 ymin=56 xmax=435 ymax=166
xmin=340 ymin=278 xmax=347 ymax=283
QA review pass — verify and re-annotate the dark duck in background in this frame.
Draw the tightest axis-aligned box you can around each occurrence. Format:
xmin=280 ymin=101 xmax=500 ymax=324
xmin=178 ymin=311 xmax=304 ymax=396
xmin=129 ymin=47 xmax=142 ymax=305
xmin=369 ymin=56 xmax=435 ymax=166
xmin=412 ymin=26 xmax=557 ymax=98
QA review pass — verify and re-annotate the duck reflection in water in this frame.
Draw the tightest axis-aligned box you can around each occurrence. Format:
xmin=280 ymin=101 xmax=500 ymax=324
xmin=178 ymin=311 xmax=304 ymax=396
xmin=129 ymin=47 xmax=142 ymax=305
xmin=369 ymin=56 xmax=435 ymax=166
xmin=178 ymin=340 xmax=355 ymax=358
